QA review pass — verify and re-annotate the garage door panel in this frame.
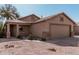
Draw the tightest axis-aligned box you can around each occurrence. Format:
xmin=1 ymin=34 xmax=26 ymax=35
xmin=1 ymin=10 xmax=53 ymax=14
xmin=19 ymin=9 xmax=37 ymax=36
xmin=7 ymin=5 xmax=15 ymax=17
xmin=50 ymin=24 xmax=70 ymax=39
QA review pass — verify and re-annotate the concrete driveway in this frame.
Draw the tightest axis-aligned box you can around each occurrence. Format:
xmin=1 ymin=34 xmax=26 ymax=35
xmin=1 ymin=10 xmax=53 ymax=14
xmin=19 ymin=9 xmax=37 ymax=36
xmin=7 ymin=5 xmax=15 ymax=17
xmin=47 ymin=36 xmax=79 ymax=47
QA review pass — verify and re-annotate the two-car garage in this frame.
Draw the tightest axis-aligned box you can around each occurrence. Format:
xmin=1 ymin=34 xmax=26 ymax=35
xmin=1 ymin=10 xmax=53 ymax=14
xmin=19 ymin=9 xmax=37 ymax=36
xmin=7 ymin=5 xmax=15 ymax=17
xmin=50 ymin=24 xmax=71 ymax=39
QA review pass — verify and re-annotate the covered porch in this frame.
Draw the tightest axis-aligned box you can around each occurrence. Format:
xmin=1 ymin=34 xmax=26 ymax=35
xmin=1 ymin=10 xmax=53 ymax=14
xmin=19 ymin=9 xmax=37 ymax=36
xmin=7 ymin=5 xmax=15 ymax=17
xmin=5 ymin=20 xmax=31 ymax=38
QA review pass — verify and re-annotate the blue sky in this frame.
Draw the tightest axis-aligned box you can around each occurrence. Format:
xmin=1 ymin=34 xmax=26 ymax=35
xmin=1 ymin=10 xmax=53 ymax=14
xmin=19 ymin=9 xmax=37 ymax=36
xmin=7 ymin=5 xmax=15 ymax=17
xmin=0 ymin=4 xmax=79 ymax=22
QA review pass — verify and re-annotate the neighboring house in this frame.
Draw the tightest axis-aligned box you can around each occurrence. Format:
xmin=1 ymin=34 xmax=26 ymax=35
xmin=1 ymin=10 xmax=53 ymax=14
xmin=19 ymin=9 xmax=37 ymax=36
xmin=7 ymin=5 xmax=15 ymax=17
xmin=4 ymin=12 xmax=76 ymax=39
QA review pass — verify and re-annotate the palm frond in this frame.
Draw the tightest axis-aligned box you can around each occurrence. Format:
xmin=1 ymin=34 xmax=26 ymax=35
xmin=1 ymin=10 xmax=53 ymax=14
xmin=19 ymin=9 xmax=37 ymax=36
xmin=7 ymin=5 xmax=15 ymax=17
xmin=0 ymin=4 xmax=20 ymax=20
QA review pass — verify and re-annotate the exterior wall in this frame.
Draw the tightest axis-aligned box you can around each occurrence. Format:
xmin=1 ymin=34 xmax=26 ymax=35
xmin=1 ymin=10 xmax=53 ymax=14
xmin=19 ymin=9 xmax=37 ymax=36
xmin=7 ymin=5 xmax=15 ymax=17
xmin=31 ymin=21 xmax=49 ymax=37
xmin=74 ymin=26 xmax=79 ymax=35
xmin=31 ymin=14 xmax=74 ymax=39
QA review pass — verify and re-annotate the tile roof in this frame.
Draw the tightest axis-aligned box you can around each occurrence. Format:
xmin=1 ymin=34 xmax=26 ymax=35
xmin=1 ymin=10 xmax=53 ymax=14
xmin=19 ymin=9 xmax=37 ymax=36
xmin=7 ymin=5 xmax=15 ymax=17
xmin=19 ymin=14 xmax=40 ymax=20
xmin=6 ymin=12 xmax=76 ymax=25
xmin=34 ymin=12 xmax=76 ymax=25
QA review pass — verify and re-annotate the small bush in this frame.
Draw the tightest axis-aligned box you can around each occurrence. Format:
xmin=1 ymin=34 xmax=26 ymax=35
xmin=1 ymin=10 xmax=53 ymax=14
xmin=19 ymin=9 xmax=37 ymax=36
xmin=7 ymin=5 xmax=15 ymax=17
xmin=28 ymin=35 xmax=34 ymax=40
xmin=41 ymin=38 xmax=46 ymax=41
xmin=17 ymin=35 xmax=24 ymax=39
xmin=33 ymin=36 xmax=38 ymax=40
xmin=0 ymin=32 xmax=5 ymax=38
xmin=27 ymin=35 xmax=41 ymax=40
xmin=27 ymin=35 xmax=47 ymax=41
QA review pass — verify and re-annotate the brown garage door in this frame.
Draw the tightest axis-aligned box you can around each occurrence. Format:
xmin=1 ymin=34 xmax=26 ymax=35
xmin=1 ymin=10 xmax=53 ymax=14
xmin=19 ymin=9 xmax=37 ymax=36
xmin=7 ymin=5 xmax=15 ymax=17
xmin=50 ymin=24 xmax=70 ymax=39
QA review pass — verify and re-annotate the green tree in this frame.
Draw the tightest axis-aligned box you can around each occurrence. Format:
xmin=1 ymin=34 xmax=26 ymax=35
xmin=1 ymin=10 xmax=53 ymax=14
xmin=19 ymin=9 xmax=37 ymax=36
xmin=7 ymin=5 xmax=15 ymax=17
xmin=0 ymin=4 xmax=20 ymax=20
xmin=0 ymin=21 xmax=5 ymax=37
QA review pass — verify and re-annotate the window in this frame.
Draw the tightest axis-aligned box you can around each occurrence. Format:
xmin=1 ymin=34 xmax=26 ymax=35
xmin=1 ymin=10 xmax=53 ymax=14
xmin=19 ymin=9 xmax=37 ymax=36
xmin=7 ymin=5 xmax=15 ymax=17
xmin=60 ymin=16 xmax=64 ymax=22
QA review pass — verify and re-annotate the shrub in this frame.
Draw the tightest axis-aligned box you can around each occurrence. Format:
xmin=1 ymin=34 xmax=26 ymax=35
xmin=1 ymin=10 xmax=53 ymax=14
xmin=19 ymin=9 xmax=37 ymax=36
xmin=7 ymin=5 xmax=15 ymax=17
xmin=17 ymin=35 xmax=24 ymax=39
xmin=32 ymin=36 xmax=40 ymax=40
xmin=27 ymin=35 xmax=40 ymax=40
xmin=41 ymin=38 xmax=46 ymax=41
xmin=0 ymin=31 xmax=5 ymax=38
xmin=27 ymin=35 xmax=47 ymax=41
xmin=28 ymin=35 xmax=34 ymax=40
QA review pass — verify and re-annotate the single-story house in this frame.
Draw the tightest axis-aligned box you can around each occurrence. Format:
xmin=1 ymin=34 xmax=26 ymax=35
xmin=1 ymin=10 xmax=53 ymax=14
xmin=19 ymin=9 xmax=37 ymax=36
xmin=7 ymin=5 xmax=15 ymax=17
xmin=4 ymin=12 xmax=76 ymax=39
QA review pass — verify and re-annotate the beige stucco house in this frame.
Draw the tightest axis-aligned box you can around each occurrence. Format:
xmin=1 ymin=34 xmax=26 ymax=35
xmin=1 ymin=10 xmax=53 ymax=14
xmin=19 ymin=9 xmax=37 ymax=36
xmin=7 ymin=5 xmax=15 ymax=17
xmin=4 ymin=12 xmax=76 ymax=39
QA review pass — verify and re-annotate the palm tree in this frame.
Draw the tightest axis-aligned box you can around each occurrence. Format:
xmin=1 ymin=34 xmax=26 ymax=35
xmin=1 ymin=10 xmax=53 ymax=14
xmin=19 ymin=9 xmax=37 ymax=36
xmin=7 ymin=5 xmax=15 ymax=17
xmin=0 ymin=4 xmax=20 ymax=20
xmin=0 ymin=20 xmax=5 ymax=37
xmin=0 ymin=4 xmax=20 ymax=37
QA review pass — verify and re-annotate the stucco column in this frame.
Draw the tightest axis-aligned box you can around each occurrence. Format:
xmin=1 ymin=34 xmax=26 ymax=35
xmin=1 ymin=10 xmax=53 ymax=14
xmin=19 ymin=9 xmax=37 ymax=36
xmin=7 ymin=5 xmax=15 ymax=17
xmin=16 ymin=24 xmax=19 ymax=37
xmin=6 ymin=24 xmax=10 ymax=38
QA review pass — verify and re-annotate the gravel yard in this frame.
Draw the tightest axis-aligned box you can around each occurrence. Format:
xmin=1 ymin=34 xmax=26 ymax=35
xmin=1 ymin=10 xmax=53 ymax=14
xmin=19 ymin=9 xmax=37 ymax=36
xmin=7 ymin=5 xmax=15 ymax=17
xmin=0 ymin=37 xmax=79 ymax=55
